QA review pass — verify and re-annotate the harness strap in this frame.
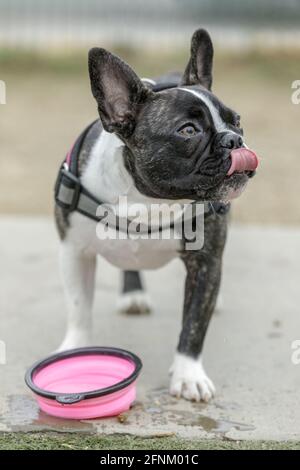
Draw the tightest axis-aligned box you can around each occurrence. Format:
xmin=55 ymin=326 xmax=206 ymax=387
xmin=67 ymin=119 xmax=98 ymax=176
xmin=55 ymin=162 xmax=229 ymax=231
xmin=55 ymin=167 xmax=101 ymax=220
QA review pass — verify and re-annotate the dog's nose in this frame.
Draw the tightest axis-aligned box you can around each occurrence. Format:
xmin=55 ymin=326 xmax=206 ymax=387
xmin=215 ymin=132 xmax=243 ymax=150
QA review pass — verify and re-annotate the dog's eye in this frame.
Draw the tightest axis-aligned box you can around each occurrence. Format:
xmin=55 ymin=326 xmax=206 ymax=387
xmin=235 ymin=116 xmax=241 ymax=128
xmin=177 ymin=124 xmax=199 ymax=138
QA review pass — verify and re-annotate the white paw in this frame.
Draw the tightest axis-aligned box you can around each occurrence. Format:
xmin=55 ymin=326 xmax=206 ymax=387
xmin=117 ymin=291 xmax=152 ymax=315
xmin=56 ymin=329 xmax=91 ymax=352
xmin=169 ymin=353 xmax=215 ymax=403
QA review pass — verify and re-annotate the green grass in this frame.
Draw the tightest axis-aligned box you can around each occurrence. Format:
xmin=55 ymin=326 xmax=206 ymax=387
xmin=1 ymin=433 xmax=300 ymax=450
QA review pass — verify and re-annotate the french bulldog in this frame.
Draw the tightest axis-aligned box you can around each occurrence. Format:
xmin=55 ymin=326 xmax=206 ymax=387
xmin=55 ymin=29 xmax=258 ymax=402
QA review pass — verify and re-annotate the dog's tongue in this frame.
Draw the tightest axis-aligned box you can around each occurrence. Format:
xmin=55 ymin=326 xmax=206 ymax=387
xmin=227 ymin=148 xmax=259 ymax=176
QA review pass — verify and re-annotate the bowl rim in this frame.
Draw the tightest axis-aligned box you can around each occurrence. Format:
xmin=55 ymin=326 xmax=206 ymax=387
xmin=25 ymin=346 xmax=143 ymax=404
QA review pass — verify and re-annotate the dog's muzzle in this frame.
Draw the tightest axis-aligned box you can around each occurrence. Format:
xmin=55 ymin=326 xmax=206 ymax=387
xmin=213 ymin=131 xmax=259 ymax=176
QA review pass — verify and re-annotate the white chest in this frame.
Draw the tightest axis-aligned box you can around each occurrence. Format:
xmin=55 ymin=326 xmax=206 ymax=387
xmin=69 ymin=212 xmax=181 ymax=270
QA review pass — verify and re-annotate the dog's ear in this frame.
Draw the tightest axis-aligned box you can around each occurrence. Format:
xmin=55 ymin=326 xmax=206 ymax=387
xmin=88 ymin=48 xmax=148 ymax=137
xmin=181 ymin=29 xmax=214 ymax=90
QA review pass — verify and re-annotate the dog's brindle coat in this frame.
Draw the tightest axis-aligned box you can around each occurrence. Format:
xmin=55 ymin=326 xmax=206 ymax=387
xmin=55 ymin=29 xmax=254 ymax=402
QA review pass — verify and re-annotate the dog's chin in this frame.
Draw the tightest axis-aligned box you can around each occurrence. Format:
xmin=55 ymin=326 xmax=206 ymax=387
xmin=222 ymin=183 xmax=247 ymax=202
xmin=203 ymin=172 xmax=249 ymax=203
xmin=218 ymin=173 xmax=249 ymax=203
xmin=136 ymin=172 xmax=249 ymax=203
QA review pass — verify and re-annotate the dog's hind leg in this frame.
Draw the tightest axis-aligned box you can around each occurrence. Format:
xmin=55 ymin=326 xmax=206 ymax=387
xmin=117 ymin=270 xmax=152 ymax=315
xmin=57 ymin=242 xmax=96 ymax=351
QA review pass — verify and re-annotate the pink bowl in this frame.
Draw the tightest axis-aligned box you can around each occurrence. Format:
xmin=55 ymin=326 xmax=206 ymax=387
xmin=25 ymin=347 xmax=142 ymax=419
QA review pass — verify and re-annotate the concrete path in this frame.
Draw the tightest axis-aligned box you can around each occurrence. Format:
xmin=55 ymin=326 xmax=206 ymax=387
xmin=1 ymin=216 xmax=300 ymax=440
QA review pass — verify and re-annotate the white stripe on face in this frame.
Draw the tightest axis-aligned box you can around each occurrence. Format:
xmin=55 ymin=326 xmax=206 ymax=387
xmin=177 ymin=87 xmax=241 ymax=138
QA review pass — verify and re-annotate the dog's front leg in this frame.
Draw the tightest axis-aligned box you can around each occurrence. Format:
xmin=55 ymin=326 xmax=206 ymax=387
xmin=169 ymin=220 xmax=226 ymax=402
xmin=57 ymin=242 xmax=96 ymax=351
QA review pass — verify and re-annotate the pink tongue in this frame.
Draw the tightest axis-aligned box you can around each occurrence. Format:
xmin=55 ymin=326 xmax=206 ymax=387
xmin=227 ymin=148 xmax=259 ymax=176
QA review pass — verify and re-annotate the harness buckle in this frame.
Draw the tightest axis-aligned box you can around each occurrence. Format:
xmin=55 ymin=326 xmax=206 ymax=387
xmin=55 ymin=166 xmax=82 ymax=212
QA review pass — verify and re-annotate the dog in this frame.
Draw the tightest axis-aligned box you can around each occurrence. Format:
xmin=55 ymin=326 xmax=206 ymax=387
xmin=54 ymin=29 xmax=258 ymax=402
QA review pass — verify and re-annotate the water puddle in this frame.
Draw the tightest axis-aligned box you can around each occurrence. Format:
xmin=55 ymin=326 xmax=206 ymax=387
xmin=168 ymin=409 xmax=255 ymax=433
xmin=1 ymin=395 xmax=93 ymax=432
xmin=145 ymin=388 xmax=255 ymax=434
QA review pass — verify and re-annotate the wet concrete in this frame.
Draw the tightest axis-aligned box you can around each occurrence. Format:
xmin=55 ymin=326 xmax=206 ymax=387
xmin=1 ymin=217 xmax=300 ymax=440
xmin=0 ymin=391 xmax=256 ymax=438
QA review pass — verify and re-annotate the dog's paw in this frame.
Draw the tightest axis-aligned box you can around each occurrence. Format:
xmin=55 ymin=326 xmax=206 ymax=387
xmin=117 ymin=291 xmax=152 ymax=315
xmin=169 ymin=353 xmax=215 ymax=403
xmin=56 ymin=330 xmax=91 ymax=352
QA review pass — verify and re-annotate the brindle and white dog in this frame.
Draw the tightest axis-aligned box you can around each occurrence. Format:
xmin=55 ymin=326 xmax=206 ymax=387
xmin=55 ymin=29 xmax=258 ymax=402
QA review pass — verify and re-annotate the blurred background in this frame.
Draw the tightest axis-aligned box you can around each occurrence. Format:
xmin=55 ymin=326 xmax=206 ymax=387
xmin=1 ymin=0 xmax=300 ymax=223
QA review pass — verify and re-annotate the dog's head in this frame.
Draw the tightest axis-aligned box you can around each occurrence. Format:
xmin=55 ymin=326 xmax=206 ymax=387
xmin=88 ymin=29 xmax=258 ymax=202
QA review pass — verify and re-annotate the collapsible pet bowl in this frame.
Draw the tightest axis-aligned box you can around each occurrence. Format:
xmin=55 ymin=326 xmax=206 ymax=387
xmin=25 ymin=347 xmax=142 ymax=419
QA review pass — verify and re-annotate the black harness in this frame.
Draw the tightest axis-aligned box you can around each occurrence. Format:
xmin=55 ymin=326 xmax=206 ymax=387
xmin=54 ymin=82 xmax=230 ymax=231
